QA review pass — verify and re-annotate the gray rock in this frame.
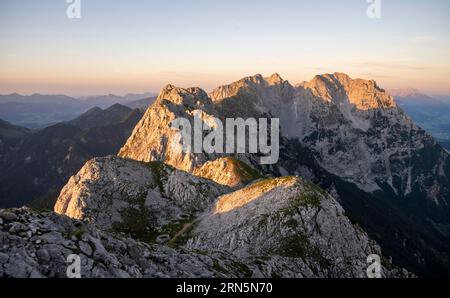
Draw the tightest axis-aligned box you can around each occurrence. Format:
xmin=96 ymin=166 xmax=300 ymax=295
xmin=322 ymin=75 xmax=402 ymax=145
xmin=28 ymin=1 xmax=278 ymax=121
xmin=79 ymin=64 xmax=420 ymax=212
xmin=0 ymin=252 xmax=9 ymax=263
xmin=36 ymin=249 xmax=50 ymax=262
xmin=38 ymin=231 xmax=63 ymax=244
xmin=0 ymin=194 xmax=412 ymax=278
xmin=0 ymin=211 xmax=17 ymax=221
xmin=79 ymin=241 xmax=92 ymax=256
xmin=9 ymin=222 xmax=27 ymax=234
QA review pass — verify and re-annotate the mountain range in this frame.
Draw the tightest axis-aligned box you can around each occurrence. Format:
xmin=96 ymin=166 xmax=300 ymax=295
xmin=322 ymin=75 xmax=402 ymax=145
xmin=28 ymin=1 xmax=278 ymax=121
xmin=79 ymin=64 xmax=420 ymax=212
xmin=1 ymin=73 xmax=449 ymax=278
xmin=0 ymin=93 xmax=156 ymax=129
xmin=0 ymin=104 xmax=143 ymax=209
xmin=389 ymin=89 xmax=450 ymax=151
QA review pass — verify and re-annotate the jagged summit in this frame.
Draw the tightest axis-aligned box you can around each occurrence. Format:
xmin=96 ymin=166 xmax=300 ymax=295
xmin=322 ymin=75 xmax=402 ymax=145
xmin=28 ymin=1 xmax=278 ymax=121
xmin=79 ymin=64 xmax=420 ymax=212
xmin=156 ymin=84 xmax=212 ymax=111
xmin=300 ymin=72 xmax=396 ymax=110
xmin=151 ymin=72 xmax=393 ymax=113
xmin=210 ymin=73 xmax=289 ymax=103
xmin=266 ymin=72 xmax=284 ymax=84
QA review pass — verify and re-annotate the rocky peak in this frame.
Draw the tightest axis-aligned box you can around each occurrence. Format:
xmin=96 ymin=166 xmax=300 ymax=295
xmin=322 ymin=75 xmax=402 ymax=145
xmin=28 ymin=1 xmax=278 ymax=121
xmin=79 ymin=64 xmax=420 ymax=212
xmin=54 ymin=155 xmax=230 ymax=232
xmin=301 ymin=72 xmax=396 ymax=110
xmin=266 ymin=72 xmax=285 ymax=85
xmin=210 ymin=73 xmax=289 ymax=104
xmin=157 ymin=84 xmax=212 ymax=110
xmin=119 ymin=82 xmax=264 ymax=187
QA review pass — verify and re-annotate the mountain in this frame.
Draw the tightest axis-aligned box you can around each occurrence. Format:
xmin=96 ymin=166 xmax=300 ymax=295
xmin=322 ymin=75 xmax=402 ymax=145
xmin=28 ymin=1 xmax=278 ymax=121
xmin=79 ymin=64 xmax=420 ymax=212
xmin=117 ymin=73 xmax=450 ymax=276
xmin=2 ymin=72 xmax=447 ymax=277
xmin=122 ymin=92 xmax=156 ymax=102
xmin=78 ymin=94 xmax=153 ymax=108
xmin=47 ymin=156 xmax=408 ymax=277
xmin=389 ymin=89 xmax=450 ymax=150
xmin=0 ymin=93 xmax=78 ymax=105
xmin=0 ymin=104 xmax=144 ymax=209
xmin=68 ymin=104 xmax=137 ymax=129
xmin=0 ymin=92 xmax=153 ymax=129
xmin=125 ymin=96 xmax=157 ymax=111
xmin=0 ymin=119 xmax=30 ymax=140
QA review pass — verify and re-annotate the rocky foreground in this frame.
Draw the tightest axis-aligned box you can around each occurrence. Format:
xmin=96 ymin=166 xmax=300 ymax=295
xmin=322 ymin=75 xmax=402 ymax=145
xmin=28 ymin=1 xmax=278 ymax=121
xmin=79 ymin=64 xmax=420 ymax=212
xmin=1 ymin=156 xmax=411 ymax=278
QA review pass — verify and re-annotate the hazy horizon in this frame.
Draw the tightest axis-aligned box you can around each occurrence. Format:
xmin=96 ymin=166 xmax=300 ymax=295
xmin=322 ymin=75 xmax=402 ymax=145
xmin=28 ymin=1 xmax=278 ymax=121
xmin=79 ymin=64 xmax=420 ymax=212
xmin=2 ymin=72 xmax=450 ymax=99
xmin=1 ymin=0 xmax=450 ymax=96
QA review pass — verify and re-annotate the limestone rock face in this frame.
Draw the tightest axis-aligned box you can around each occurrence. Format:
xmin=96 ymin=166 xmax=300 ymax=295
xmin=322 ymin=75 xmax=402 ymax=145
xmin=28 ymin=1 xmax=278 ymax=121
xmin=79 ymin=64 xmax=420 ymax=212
xmin=186 ymin=176 xmax=404 ymax=278
xmin=205 ymin=73 xmax=450 ymax=275
xmin=301 ymin=73 xmax=396 ymax=111
xmin=55 ymin=155 xmax=230 ymax=232
xmin=193 ymin=157 xmax=263 ymax=188
xmin=0 ymin=207 xmax=411 ymax=278
xmin=116 ymin=73 xmax=449 ymax=276
xmin=0 ymin=207 xmax=272 ymax=278
xmin=49 ymin=155 xmax=409 ymax=277
xmin=118 ymin=85 xmax=262 ymax=187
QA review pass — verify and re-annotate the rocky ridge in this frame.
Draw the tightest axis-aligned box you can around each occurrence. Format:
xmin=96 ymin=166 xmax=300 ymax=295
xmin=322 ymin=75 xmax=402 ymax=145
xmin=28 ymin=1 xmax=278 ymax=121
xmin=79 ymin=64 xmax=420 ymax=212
xmin=117 ymin=73 xmax=450 ymax=276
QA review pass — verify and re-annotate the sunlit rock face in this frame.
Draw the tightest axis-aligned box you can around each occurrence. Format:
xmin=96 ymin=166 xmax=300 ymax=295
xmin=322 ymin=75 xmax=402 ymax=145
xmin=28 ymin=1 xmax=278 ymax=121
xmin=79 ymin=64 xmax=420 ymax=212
xmin=54 ymin=155 xmax=229 ymax=232
xmin=50 ymin=72 xmax=450 ymax=276
xmin=205 ymin=73 xmax=450 ymax=276
xmin=186 ymin=176 xmax=409 ymax=278
xmin=118 ymin=84 xmax=263 ymax=188
xmin=51 ymin=160 xmax=409 ymax=277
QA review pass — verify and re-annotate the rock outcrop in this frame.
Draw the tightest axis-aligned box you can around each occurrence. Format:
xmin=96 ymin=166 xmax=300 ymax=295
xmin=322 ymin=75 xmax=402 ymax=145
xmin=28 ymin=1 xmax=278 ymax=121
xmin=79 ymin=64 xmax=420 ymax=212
xmin=117 ymin=73 xmax=450 ymax=276
xmin=55 ymin=156 xmax=229 ymax=234
xmin=0 ymin=207 xmax=411 ymax=278
xmin=49 ymin=155 xmax=410 ymax=278
xmin=186 ymin=176 xmax=403 ymax=277
xmin=0 ymin=207 xmax=272 ymax=278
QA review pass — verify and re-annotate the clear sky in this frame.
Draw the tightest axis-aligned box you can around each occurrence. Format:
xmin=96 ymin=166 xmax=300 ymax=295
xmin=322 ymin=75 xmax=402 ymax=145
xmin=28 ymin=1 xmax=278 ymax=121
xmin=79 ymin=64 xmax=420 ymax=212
xmin=1 ymin=0 xmax=449 ymax=96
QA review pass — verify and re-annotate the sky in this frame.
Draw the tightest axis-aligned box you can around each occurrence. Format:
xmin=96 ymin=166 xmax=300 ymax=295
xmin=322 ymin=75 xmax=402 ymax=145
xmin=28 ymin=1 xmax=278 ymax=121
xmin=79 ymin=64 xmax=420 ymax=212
xmin=0 ymin=0 xmax=449 ymax=96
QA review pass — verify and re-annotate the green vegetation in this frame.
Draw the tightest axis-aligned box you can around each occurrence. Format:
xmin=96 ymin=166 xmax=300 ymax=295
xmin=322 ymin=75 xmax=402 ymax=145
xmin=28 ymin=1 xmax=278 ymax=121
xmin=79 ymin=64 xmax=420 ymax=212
xmin=147 ymin=161 xmax=172 ymax=192
xmin=304 ymin=180 xmax=327 ymax=196
xmin=227 ymin=158 xmax=263 ymax=182
xmin=258 ymin=214 xmax=269 ymax=226
xmin=69 ymin=228 xmax=85 ymax=240
xmin=230 ymin=260 xmax=253 ymax=278
xmin=212 ymin=259 xmax=228 ymax=275
xmin=276 ymin=234 xmax=331 ymax=269
xmin=291 ymin=191 xmax=321 ymax=209
xmin=111 ymin=192 xmax=158 ymax=243
xmin=165 ymin=217 xmax=196 ymax=248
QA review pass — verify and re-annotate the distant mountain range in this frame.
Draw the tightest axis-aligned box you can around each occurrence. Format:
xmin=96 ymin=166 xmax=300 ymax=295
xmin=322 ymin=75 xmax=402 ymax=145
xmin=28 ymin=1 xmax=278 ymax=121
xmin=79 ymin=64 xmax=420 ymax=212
xmin=0 ymin=92 xmax=156 ymax=129
xmin=0 ymin=104 xmax=144 ymax=209
xmin=390 ymin=89 xmax=450 ymax=150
